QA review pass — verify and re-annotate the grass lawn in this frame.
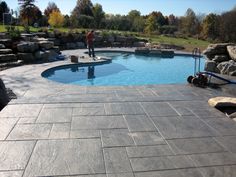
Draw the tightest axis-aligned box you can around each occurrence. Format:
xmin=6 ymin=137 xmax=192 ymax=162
xmin=0 ymin=25 xmax=210 ymax=52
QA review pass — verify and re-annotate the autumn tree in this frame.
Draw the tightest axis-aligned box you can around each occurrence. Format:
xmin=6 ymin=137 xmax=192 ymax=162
xmin=48 ymin=10 xmax=64 ymax=27
xmin=44 ymin=2 xmax=60 ymax=17
xmin=145 ymin=13 xmax=157 ymax=33
xmin=201 ymin=13 xmax=220 ymax=40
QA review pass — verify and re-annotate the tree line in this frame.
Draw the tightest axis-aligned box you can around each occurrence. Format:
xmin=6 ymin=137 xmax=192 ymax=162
xmin=1 ymin=0 xmax=236 ymax=42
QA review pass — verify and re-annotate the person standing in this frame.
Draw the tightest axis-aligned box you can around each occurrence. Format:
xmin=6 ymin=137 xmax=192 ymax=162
xmin=86 ymin=30 xmax=95 ymax=58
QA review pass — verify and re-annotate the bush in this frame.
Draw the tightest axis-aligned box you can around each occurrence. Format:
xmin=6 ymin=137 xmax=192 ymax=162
xmin=5 ymin=26 xmax=21 ymax=40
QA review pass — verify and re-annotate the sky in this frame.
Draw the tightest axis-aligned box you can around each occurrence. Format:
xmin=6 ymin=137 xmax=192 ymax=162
xmin=6 ymin=0 xmax=236 ymax=16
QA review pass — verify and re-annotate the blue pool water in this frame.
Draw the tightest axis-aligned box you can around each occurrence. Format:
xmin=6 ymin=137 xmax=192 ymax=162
xmin=42 ymin=52 xmax=205 ymax=86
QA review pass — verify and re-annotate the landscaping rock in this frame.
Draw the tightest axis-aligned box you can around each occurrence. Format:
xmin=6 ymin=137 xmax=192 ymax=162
xmin=17 ymin=53 xmax=34 ymax=62
xmin=203 ymin=43 xmax=233 ymax=59
xmin=229 ymin=112 xmax=236 ymax=119
xmin=0 ymin=54 xmax=17 ymax=62
xmin=38 ymin=41 xmax=54 ymax=49
xmin=227 ymin=45 xmax=236 ymax=61
xmin=218 ymin=60 xmax=236 ymax=75
xmin=0 ymin=49 xmax=13 ymax=54
xmin=205 ymin=60 xmax=217 ymax=72
xmin=135 ymin=48 xmax=150 ymax=54
xmin=17 ymin=42 xmax=39 ymax=53
xmin=213 ymin=55 xmax=229 ymax=63
xmin=0 ymin=44 xmax=5 ymax=49
xmin=133 ymin=42 xmax=146 ymax=47
xmin=0 ymin=78 xmax=9 ymax=110
xmin=208 ymin=97 xmax=236 ymax=108
xmin=76 ymin=42 xmax=85 ymax=48
xmin=0 ymin=39 xmax=12 ymax=48
xmin=66 ymin=43 xmax=77 ymax=49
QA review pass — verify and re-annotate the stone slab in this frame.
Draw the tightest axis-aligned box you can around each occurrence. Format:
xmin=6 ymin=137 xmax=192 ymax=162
xmin=0 ymin=118 xmax=18 ymax=140
xmin=167 ymin=137 xmax=225 ymax=155
xmin=152 ymin=116 xmax=218 ymax=139
xmin=70 ymin=130 xmax=100 ymax=139
xmin=0 ymin=104 xmax=42 ymax=118
xmin=71 ymin=116 xmax=127 ymax=130
xmin=130 ymin=132 xmax=165 ymax=145
xmin=141 ymin=102 xmax=179 ymax=117
xmin=104 ymin=103 xmax=145 ymax=115
xmin=101 ymin=129 xmax=134 ymax=147
xmin=0 ymin=141 xmax=35 ymax=171
xmin=103 ymin=148 xmax=132 ymax=174
xmin=23 ymin=139 xmax=105 ymax=176
xmin=126 ymin=145 xmax=173 ymax=158
xmin=0 ymin=171 xmax=24 ymax=177
xmin=7 ymin=124 xmax=52 ymax=140
xmin=73 ymin=107 xmax=106 ymax=116
xmin=37 ymin=108 xmax=72 ymax=123
xmin=130 ymin=155 xmax=195 ymax=172
xmin=124 ymin=115 xmax=157 ymax=132
xmin=214 ymin=136 xmax=236 ymax=153
xmin=49 ymin=123 xmax=70 ymax=139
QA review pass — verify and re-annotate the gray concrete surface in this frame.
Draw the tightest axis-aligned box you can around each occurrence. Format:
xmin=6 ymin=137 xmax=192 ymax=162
xmin=0 ymin=48 xmax=236 ymax=177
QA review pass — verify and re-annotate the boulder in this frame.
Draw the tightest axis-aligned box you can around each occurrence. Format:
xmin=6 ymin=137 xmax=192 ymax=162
xmin=17 ymin=42 xmax=39 ymax=53
xmin=149 ymin=49 xmax=162 ymax=56
xmin=208 ymin=97 xmax=236 ymax=108
xmin=218 ymin=60 xmax=236 ymax=75
xmin=0 ymin=54 xmax=17 ymax=62
xmin=38 ymin=41 xmax=54 ymax=49
xmin=133 ymin=42 xmax=146 ymax=47
xmin=76 ymin=42 xmax=85 ymax=48
xmin=204 ymin=60 xmax=217 ymax=72
xmin=0 ymin=78 xmax=9 ymax=110
xmin=0 ymin=44 xmax=5 ymax=49
xmin=66 ymin=43 xmax=77 ymax=49
xmin=0 ymin=39 xmax=12 ymax=48
xmin=227 ymin=45 xmax=236 ymax=61
xmin=203 ymin=43 xmax=233 ymax=59
xmin=116 ymin=36 xmax=126 ymax=42
xmin=135 ymin=48 xmax=150 ymax=54
xmin=17 ymin=53 xmax=34 ymax=62
xmin=213 ymin=55 xmax=229 ymax=63
xmin=230 ymin=112 xmax=236 ymax=119
xmin=0 ymin=49 xmax=13 ymax=54
xmin=161 ymin=50 xmax=174 ymax=58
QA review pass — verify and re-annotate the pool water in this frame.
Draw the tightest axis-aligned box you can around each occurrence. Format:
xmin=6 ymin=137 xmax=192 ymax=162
xmin=42 ymin=52 xmax=204 ymax=86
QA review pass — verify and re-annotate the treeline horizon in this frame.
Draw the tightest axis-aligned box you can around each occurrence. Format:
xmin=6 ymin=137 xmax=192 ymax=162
xmin=1 ymin=0 xmax=236 ymax=43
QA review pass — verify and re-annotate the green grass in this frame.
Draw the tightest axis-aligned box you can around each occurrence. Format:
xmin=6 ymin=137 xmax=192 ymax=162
xmin=0 ymin=25 xmax=210 ymax=51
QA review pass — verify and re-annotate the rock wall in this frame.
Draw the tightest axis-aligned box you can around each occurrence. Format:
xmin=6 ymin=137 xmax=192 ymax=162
xmin=203 ymin=43 xmax=236 ymax=76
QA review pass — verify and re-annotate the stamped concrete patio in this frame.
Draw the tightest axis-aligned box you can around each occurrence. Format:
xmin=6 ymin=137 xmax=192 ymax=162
xmin=0 ymin=48 xmax=236 ymax=177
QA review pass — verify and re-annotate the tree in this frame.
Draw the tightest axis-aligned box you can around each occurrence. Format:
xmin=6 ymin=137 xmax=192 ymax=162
xmin=72 ymin=0 xmax=93 ymax=17
xmin=201 ymin=13 xmax=220 ymax=40
xmin=145 ymin=13 xmax=157 ymax=33
xmin=128 ymin=10 xmax=142 ymax=31
xmin=0 ymin=1 xmax=10 ymax=22
xmin=48 ymin=10 xmax=64 ymax=28
xmin=220 ymin=10 xmax=236 ymax=42
xmin=179 ymin=8 xmax=199 ymax=35
xmin=18 ymin=0 xmax=40 ymax=26
xmin=92 ymin=3 xmax=105 ymax=28
xmin=44 ymin=2 xmax=60 ymax=17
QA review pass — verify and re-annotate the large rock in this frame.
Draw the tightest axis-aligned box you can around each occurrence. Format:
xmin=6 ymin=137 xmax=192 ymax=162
xmin=135 ymin=47 xmax=150 ymax=54
xmin=203 ymin=43 xmax=233 ymax=59
xmin=17 ymin=42 xmax=39 ymax=53
xmin=17 ymin=53 xmax=34 ymax=62
xmin=133 ymin=42 xmax=146 ymax=47
xmin=38 ymin=41 xmax=54 ymax=49
xmin=227 ymin=45 xmax=236 ymax=61
xmin=0 ymin=54 xmax=17 ymax=62
xmin=76 ymin=42 xmax=85 ymax=48
xmin=204 ymin=60 xmax=217 ymax=72
xmin=0 ymin=44 xmax=5 ymax=49
xmin=0 ymin=49 xmax=13 ymax=54
xmin=213 ymin=55 xmax=229 ymax=63
xmin=217 ymin=60 xmax=236 ymax=75
xmin=0 ymin=78 xmax=9 ymax=110
xmin=0 ymin=39 xmax=12 ymax=48
xmin=208 ymin=97 xmax=236 ymax=108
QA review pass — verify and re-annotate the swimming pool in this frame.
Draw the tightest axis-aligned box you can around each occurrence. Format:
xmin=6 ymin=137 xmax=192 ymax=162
xmin=42 ymin=52 xmax=205 ymax=86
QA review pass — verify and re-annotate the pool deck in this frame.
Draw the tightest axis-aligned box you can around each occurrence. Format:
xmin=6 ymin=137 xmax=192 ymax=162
xmin=0 ymin=48 xmax=236 ymax=177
